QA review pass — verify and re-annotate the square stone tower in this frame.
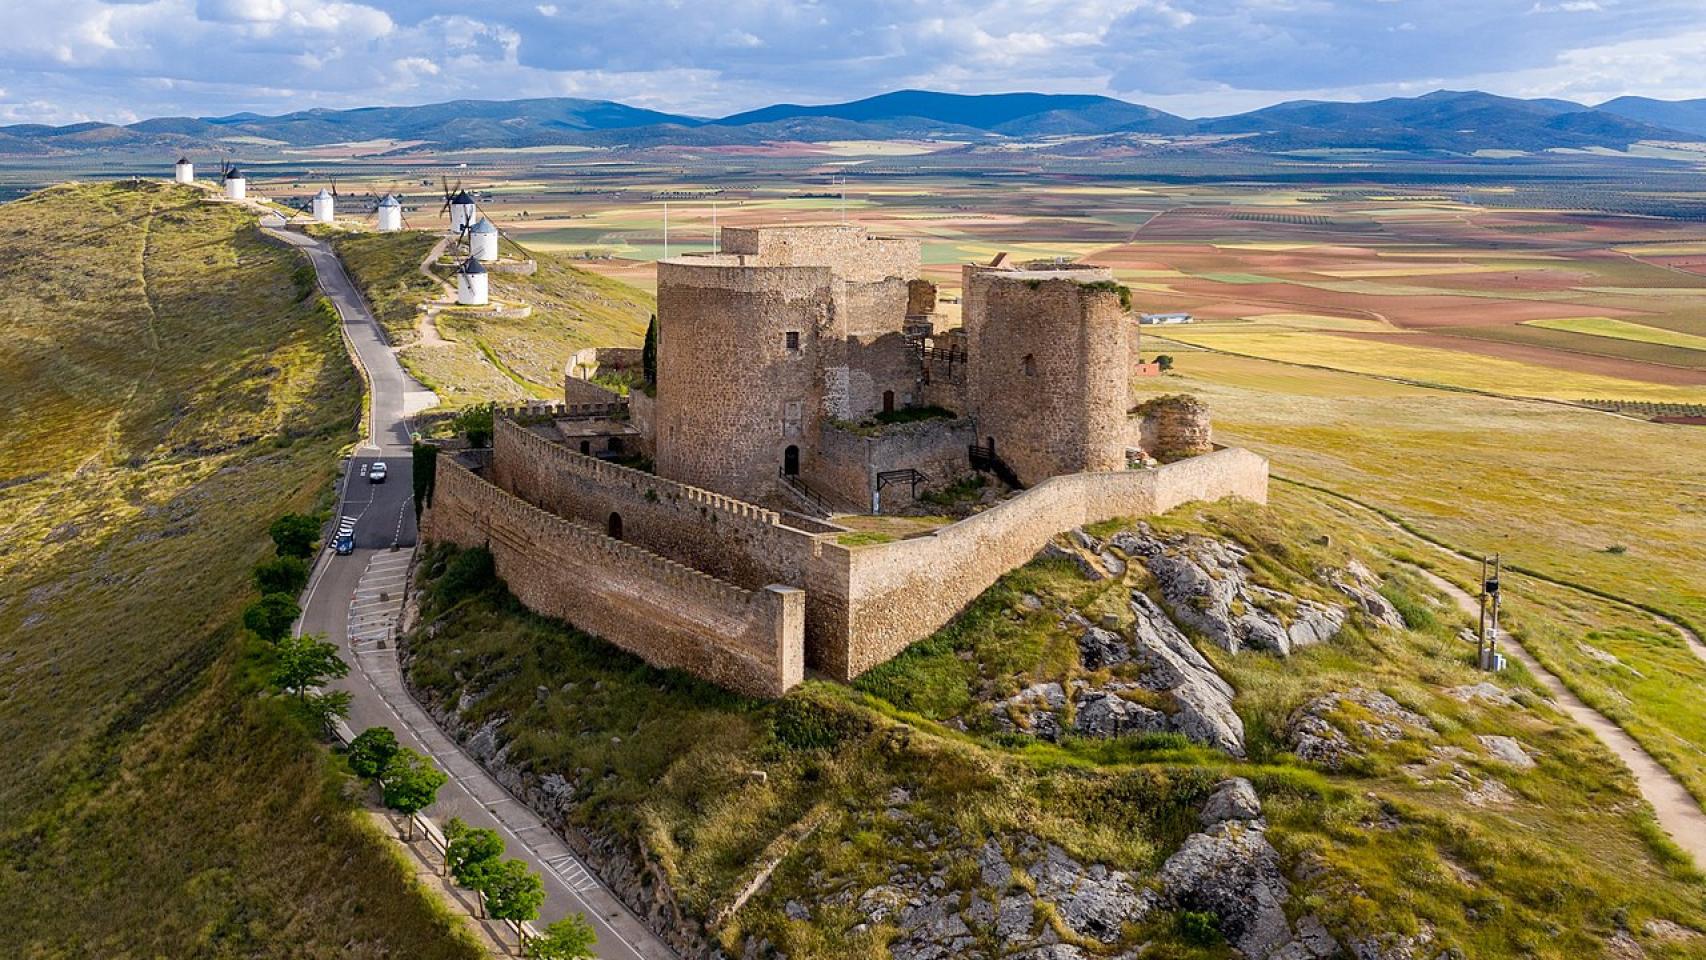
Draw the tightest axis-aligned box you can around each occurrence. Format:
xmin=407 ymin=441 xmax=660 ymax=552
xmin=652 ymin=225 xmax=922 ymax=500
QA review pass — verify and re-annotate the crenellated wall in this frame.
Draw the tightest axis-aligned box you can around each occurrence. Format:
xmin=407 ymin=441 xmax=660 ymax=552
xmin=422 ymin=457 xmax=805 ymax=697
xmin=490 ymin=418 xmax=827 ymax=591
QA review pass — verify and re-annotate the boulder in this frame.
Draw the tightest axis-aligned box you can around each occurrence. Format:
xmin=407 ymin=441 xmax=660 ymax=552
xmin=1476 ymin=734 xmax=1535 ymax=770
xmin=1074 ymin=690 xmax=1168 ymax=738
xmin=1201 ymin=777 xmax=1262 ymax=825
xmin=1160 ymin=821 xmax=1292 ymax=959
xmin=1129 ymin=592 xmax=1246 ymax=756
xmin=1446 ymin=682 xmax=1517 ymax=708
xmin=1328 ymin=565 xmax=1406 ymax=630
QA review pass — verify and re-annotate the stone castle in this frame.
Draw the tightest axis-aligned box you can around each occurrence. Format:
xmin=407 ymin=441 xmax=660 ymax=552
xmin=422 ymin=224 xmax=1268 ymax=697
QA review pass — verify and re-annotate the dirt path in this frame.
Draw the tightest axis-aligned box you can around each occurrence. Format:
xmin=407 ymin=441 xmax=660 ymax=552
xmin=1408 ymin=564 xmax=1706 ymax=868
xmin=416 ymin=236 xmax=454 ymax=346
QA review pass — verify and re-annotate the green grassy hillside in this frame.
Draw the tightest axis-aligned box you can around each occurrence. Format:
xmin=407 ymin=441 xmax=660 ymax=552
xmin=405 ymin=486 xmax=1706 ymax=960
xmin=0 ymin=182 xmax=482 ymax=957
xmin=329 ymin=230 xmax=654 ymax=407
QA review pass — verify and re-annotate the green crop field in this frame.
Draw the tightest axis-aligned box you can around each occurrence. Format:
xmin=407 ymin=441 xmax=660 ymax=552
xmin=0 ymin=182 xmax=482 ymax=957
xmin=1524 ymin=316 xmax=1706 ymax=353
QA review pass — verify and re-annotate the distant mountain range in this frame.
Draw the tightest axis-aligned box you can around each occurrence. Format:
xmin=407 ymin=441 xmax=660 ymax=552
xmin=5 ymin=88 xmax=1705 ymax=157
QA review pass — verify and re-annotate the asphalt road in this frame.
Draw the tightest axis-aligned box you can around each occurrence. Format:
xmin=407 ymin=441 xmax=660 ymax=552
xmin=277 ymin=224 xmax=677 ymax=958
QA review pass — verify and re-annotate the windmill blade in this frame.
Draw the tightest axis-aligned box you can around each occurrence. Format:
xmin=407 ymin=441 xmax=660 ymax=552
xmin=329 ymin=175 xmax=339 ymax=198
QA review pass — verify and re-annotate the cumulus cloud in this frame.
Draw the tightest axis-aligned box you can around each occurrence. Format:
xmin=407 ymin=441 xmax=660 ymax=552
xmin=0 ymin=0 xmax=1704 ymax=124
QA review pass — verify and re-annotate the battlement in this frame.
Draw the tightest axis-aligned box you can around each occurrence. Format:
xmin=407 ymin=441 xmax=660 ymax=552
xmin=495 ymin=401 xmax=628 ymax=423
xmin=497 ymin=418 xmax=784 ymax=527
xmin=670 ymin=223 xmax=920 ymax=284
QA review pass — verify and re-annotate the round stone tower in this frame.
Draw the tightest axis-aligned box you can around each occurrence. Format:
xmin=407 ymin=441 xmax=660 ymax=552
xmin=962 ymin=262 xmax=1134 ymax=487
xmin=652 ymin=258 xmax=830 ymax=498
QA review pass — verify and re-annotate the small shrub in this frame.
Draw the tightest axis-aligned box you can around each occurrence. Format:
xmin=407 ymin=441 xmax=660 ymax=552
xmin=268 ymin=513 xmax=319 ymax=558
xmin=347 ymin=726 xmax=400 ymax=779
xmin=1176 ymin=910 xmax=1223 ymax=946
xmin=242 ymin=593 xmax=301 ymax=642
xmin=253 ymin=555 xmax=309 ymax=596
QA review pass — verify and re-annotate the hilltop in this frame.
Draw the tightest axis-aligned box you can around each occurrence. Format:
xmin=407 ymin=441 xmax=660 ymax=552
xmin=401 ymin=490 xmax=1706 ymax=959
xmin=0 ymin=182 xmax=482 ymax=956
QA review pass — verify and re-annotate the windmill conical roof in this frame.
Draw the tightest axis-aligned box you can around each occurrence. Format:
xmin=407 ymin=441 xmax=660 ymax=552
xmin=176 ymin=156 xmax=190 ymax=165
xmin=378 ymin=194 xmax=400 ymax=207
xmin=451 ymin=190 xmax=474 ymax=204
xmin=471 ymin=217 xmax=498 ymax=234
xmin=315 ymin=188 xmax=333 ymax=199
xmin=225 ymin=168 xmax=243 ymax=180
xmin=458 ymin=257 xmax=486 ymax=275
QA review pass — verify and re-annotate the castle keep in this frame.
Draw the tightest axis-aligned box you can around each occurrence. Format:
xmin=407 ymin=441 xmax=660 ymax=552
xmin=422 ymin=224 xmax=1269 ymax=697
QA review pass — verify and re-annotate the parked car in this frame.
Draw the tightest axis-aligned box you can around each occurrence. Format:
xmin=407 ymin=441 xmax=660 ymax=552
xmin=368 ymin=461 xmax=387 ymax=483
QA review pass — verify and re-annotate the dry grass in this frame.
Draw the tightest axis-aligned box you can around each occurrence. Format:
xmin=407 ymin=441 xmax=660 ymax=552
xmin=0 ymin=182 xmax=483 ymax=958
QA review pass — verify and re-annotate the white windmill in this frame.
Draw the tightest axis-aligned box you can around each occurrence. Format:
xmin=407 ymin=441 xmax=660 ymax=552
xmin=439 ymin=177 xmax=477 ymax=237
xmin=455 ymin=257 xmax=489 ymax=305
xmin=311 ymin=181 xmax=337 ymax=223
xmin=469 ymin=216 xmax=500 ymax=262
xmin=221 ymin=160 xmax=246 ymax=201
xmin=174 ymin=156 xmax=194 ymax=185
xmin=376 ymin=193 xmax=404 ymax=232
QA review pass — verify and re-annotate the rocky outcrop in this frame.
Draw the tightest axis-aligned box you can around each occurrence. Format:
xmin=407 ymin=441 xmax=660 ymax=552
xmin=996 ymin=590 xmax=1246 ymax=755
xmin=809 ymin=833 xmax=1154 ymax=959
xmin=1287 ymin=688 xmax=1434 ymax=771
xmin=1476 ymin=734 xmax=1535 ymax=769
xmin=1326 ymin=560 xmax=1405 ymax=631
xmin=1114 ymin=528 xmax=1346 ymax=657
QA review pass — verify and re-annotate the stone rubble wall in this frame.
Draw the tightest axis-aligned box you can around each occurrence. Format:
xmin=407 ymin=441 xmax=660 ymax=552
xmin=563 ymin=374 xmax=623 ymax=406
xmin=1134 ymin=394 xmax=1214 ymax=462
xmin=820 ymin=447 xmax=1271 ymax=680
xmin=422 ymin=457 xmax=804 ymax=697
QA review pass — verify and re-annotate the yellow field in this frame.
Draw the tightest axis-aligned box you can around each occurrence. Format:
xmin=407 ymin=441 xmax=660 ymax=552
xmin=1313 ymin=263 xmax=1553 ymax=279
xmin=1524 ymin=316 xmax=1706 ymax=352
xmin=1157 ymin=327 xmax=1706 ymax=402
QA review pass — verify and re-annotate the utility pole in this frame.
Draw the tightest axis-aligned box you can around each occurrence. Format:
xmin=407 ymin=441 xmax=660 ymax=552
xmin=1478 ymin=555 xmax=1503 ymax=671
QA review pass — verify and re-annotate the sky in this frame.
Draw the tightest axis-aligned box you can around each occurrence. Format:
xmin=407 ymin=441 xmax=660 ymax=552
xmin=4 ymin=0 xmax=1706 ymax=126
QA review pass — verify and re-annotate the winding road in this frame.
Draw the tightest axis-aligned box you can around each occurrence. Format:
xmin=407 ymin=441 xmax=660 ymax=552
xmin=273 ymin=223 xmax=676 ymax=959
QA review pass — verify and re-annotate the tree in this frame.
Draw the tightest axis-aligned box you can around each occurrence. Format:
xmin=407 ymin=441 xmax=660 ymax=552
xmin=1156 ymin=354 xmax=1175 ymax=372
xmin=452 ymin=403 xmax=495 ymax=448
xmin=268 ymin=513 xmax=320 ymax=558
xmin=304 ymin=689 xmax=351 ymax=739
xmin=242 ymin=593 xmax=300 ymax=643
xmin=271 ymin=632 xmax=348 ymax=700
xmin=347 ymin=726 xmax=400 ymax=779
xmin=481 ymin=858 xmax=546 ymax=948
xmin=381 ymin=748 xmax=447 ymax=839
xmin=445 ymin=817 xmax=505 ymax=897
xmin=526 ymin=915 xmax=598 ymax=959
xmin=641 ymin=313 xmax=657 ymax=387
xmin=253 ymin=555 xmax=309 ymax=596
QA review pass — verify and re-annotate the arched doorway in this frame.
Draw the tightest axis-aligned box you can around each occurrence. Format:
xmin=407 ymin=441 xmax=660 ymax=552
xmin=607 ymin=512 xmax=623 ymax=540
xmin=579 ymin=440 xmax=591 ymax=455
xmin=882 ymin=390 xmax=895 ymax=414
xmin=783 ymin=445 xmax=800 ymax=477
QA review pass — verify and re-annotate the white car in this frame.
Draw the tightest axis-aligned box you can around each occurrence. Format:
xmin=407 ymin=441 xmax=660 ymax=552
xmin=368 ymin=461 xmax=387 ymax=483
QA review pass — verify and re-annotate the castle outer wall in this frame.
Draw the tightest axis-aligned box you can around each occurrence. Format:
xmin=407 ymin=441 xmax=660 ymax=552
xmin=423 ymin=456 xmax=804 ymax=698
